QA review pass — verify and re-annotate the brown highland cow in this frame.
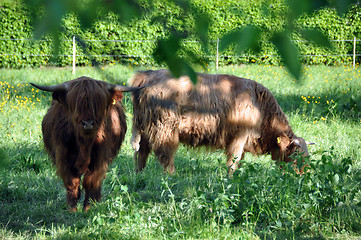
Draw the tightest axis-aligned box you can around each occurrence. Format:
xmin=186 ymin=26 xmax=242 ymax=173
xmin=130 ymin=69 xmax=312 ymax=174
xmin=32 ymin=76 xmax=142 ymax=211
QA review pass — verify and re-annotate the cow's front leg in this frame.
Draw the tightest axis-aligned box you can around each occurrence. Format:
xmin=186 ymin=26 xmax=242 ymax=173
xmin=226 ymin=136 xmax=247 ymax=175
xmin=64 ymin=176 xmax=81 ymax=211
xmin=82 ymin=164 xmax=108 ymax=212
xmin=55 ymin=150 xmax=81 ymax=211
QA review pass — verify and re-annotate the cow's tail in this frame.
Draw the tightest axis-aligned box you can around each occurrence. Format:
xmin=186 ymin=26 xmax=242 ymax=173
xmin=129 ymin=71 xmax=148 ymax=152
xmin=131 ymin=127 xmax=141 ymax=152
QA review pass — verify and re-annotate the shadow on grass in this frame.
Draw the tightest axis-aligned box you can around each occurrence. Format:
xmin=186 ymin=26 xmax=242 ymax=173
xmin=0 ymin=144 xmax=223 ymax=236
xmin=0 ymin=144 xmax=94 ymax=236
xmin=0 ymin=146 xmax=64 ymax=234
xmin=0 ymin=146 xmax=167 ymax=237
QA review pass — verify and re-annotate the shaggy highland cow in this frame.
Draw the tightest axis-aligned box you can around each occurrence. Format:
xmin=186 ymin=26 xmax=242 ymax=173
xmin=32 ymin=76 xmax=141 ymax=211
xmin=130 ymin=69 xmax=312 ymax=174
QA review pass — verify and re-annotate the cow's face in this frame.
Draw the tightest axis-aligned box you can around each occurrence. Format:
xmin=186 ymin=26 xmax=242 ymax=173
xmin=63 ymin=80 xmax=112 ymax=136
xmin=272 ymin=135 xmax=311 ymax=163
xmin=285 ymin=137 xmax=310 ymax=162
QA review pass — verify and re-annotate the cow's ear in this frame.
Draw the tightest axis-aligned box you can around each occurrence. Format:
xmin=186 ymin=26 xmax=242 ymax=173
xmin=276 ymin=134 xmax=291 ymax=151
xmin=52 ymin=91 xmax=67 ymax=105
xmin=110 ymin=90 xmax=124 ymax=104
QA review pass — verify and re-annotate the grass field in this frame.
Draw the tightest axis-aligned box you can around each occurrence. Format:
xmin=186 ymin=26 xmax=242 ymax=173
xmin=0 ymin=64 xmax=360 ymax=239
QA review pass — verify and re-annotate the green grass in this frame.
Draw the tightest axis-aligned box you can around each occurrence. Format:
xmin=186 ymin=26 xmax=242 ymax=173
xmin=0 ymin=64 xmax=360 ymax=239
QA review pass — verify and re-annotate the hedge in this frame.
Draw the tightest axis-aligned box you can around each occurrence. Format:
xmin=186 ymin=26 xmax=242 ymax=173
xmin=0 ymin=0 xmax=360 ymax=68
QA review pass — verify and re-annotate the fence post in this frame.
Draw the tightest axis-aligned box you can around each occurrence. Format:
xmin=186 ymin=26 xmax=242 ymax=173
xmin=216 ymin=38 xmax=219 ymax=70
xmin=353 ymin=37 xmax=356 ymax=68
xmin=72 ymin=36 xmax=76 ymax=74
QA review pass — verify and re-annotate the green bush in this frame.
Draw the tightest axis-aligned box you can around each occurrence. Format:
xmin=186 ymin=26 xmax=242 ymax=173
xmin=0 ymin=0 xmax=360 ymax=68
xmin=0 ymin=0 xmax=52 ymax=68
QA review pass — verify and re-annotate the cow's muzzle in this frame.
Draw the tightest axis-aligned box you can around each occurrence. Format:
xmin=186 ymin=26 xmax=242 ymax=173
xmin=81 ymin=120 xmax=95 ymax=130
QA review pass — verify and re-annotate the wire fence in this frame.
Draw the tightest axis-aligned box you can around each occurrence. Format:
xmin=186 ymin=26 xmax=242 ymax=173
xmin=1 ymin=37 xmax=360 ymax=72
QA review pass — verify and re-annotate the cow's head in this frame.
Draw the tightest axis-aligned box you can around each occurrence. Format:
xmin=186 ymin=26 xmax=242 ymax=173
xmin=272 ymin=134 xmax=314 ymax=164
xmin=31 ymin=76 xmax=142 ymax=137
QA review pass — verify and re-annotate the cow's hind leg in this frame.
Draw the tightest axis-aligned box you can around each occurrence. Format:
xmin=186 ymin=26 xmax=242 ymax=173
xmin=82 ymin=165 xmax=108 ymax=212
xmin=153 ymin=140 xmax=179 ymax=174
xmin=134 ymin=135 xmax=151 ymax=173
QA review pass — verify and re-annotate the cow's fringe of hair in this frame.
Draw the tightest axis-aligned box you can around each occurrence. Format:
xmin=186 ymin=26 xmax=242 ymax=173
xmin=66 ymin=80 xmax=109 ymax=123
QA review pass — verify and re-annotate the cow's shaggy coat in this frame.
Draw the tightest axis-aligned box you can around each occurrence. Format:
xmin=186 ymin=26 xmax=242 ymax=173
xmin=130 ymin=69 xmax=310 ymax=174
xmin=32 ymin=76 xmax=141 ymax=211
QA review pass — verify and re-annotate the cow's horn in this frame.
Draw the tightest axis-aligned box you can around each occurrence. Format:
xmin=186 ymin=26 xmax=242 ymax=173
xmin=108 ymin=84 xmax=144 ymax=92
xmin=291 ymin=138 xmax=302 ymax=148
xmin=30 ymin=82 xmax=68 ymax=92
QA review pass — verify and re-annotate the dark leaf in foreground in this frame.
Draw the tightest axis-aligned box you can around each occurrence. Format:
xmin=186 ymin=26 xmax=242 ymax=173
xmin=153 ymin=36 xmax=198 ymax=84
xmin=219 ymin=25 xmax=261 ymax=53
xmin=300 ymin=28 xmax=333 ymax=50
xmin=330 ymin=0 xmax=360 ymax=15
xmin=287 ymin=0 xmax=328 ymax=19
xmin=271 ymin=31 xmax=302 ymax=80
xmin=194 ymin=12 xmax=210 ymax=54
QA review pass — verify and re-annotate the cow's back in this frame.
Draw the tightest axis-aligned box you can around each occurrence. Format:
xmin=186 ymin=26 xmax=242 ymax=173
xmin=130 ymin=70 xmax=265 ymax=148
